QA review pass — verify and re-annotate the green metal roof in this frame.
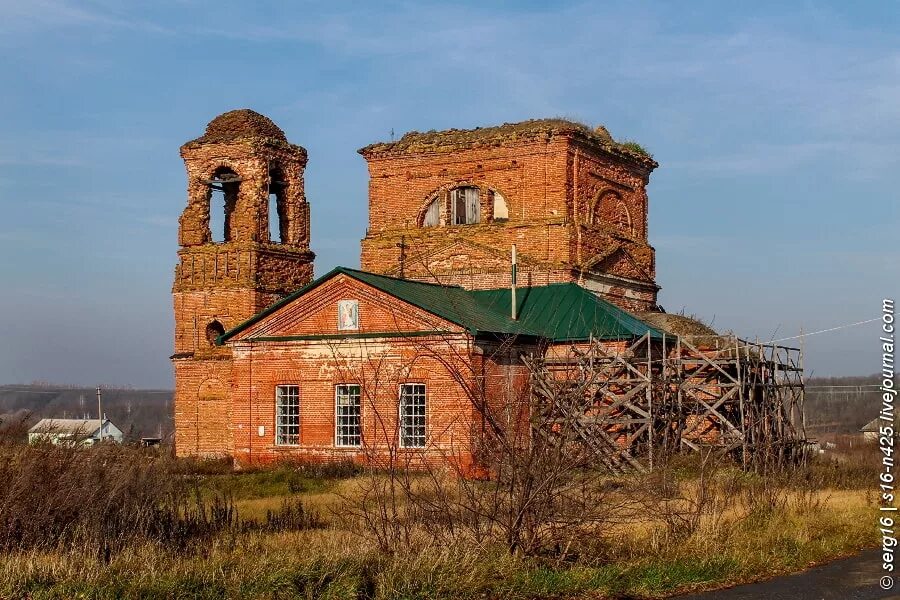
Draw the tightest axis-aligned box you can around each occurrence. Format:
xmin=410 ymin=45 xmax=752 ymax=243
xmin=338 ymin=268 xmax=530 ymax=336
xmin=469 ymin=284 xmax=663 ymax=342
xmin=220 ymin=267 xmax=661 ymax=343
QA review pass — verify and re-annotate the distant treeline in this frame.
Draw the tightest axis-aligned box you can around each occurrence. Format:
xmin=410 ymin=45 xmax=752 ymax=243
xmin=0 ymin=384 xmax=172 ymax=441
xmin=0 ymin=374 xmax=885 ymax=441
xmin=804 ymin=374 xmax=884 ymax=434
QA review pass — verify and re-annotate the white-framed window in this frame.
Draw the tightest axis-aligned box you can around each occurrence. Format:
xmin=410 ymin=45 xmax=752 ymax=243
xmin=423 ymin=196 xmax=440 ymax=227
xmin=450 ymin=187 xmax=480 ymax=225
xmin=399 ymin=383 xmax=426 ymax=448
xmin=335 ymin=384 xmax=361 ymax=447
xmin=275 ymin=385 xmax=300 ymax=445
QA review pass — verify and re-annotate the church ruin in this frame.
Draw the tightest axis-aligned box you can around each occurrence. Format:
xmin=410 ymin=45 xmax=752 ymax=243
xmin=172 ymin=109 xmax=805 ymax=471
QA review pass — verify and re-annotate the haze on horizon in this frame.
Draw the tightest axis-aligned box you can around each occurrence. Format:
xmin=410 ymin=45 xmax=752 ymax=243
xmin=0 ymin=1 xmax=897 ymax=388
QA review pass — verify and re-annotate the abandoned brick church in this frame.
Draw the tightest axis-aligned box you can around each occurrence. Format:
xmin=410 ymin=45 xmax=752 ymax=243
xmin=172 ymin=109 xmax=666 ymax=465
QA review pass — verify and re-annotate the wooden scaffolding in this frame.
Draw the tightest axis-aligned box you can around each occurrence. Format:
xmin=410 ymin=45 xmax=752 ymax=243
xmin=527 ymin=332 xmax=806 ymax=472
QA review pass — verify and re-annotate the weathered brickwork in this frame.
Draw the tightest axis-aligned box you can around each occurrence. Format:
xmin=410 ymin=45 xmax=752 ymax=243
xmin=173 ymin=110 xmax=315 ymax=458
xmin=358 ymin=120 xmax=660 ymax=311
xmin=227 ymin=274 xmax=491 ymax=468
xmin=171 ymin=113 xmax=667 ymax=463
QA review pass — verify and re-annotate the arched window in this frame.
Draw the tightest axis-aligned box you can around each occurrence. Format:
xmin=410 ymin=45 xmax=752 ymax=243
xmin=613 ymin=199 xmax=632 ymax=233
xmin=592 ymin=191 xmax=633 ymax=234
xmin=268 ymin=166 xmax=287 ymax=243
xmin=492 ymin=191 xmax=509 ymax=222
xmin=422 ymin=196 xmax=440 ymax=227
xmin=451 ymin=186 xmax=480 ymax=225
xmin=591 ymin=194 xmax=606 ymax=226
xmin=205 ymin=320 xmax=225 ymax=346
xmin=208 ymin=167 xmax=240 ymax=242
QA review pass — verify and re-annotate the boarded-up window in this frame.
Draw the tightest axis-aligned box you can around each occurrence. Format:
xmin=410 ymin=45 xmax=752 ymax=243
xmin=451 ymin=187 xmax=480 ymax=225
xmin=423 ymin=196 xmax=440 ymax=227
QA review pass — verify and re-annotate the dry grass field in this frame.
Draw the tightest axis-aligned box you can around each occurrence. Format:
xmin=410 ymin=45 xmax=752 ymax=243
xmin=0 ymin=437 xmax=879 ymax=600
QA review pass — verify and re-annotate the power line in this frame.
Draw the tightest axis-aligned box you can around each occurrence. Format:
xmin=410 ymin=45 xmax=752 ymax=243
xmin=761 ymin=317 xmax=881 ymax=346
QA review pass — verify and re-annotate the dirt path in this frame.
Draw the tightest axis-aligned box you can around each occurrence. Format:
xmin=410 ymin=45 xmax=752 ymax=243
xmin=674 ymin=549 xmax=899 ymax=599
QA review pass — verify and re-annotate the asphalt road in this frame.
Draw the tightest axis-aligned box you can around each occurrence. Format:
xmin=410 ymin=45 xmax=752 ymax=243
xmin=674 ymin=549 xmax=900 ymax=600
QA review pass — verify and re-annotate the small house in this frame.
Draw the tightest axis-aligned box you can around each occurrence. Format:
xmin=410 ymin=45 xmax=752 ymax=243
xmin=28 ymin=418 xmax=124 ymax=446
xmin=860 ymin=417 xmax=895 ymax=442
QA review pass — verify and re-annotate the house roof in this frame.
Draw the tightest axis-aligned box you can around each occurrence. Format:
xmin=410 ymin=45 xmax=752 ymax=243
xmin=861 ymin=417 xmax=892 ymax=433
xmin=220 ymin=267 xmax=662 ymax=343
xmin=29 ymin=418 xmax=106 ymax=436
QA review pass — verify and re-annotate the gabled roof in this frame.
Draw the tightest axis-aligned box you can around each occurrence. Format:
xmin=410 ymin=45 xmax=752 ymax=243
xmin=220 ymin=267 xmax=662 ymax=343
xmin=861 ymin=417 xmax=893 ymax=433
xmin=29 ymin=418 xmax=105 ymax=436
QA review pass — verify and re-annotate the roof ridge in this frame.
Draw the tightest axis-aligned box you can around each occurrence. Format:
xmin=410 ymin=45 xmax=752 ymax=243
xmin=337 ymin=267 xmax=465 ymax=290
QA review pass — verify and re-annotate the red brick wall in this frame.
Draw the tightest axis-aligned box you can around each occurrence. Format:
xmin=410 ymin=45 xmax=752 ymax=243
xmin=173 ymin=356 xmax=233 ymax=457
xmin=225 ymin=274 xmax=481 ymax=466
xmin=172 ymin=114 xmax=316 ymax=458
xmin=359 ymin=133 xmax=659 ymax=311
xmin=238 ymin=274 xmax=465 ymax=339
xmin=230 ymin=335 xmax=479 ymax=467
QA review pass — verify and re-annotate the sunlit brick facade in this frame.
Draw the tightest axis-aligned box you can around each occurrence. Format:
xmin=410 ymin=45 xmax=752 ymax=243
xmin=358 ymin=120 xmax=660 ymax=311
xmin=172 ymin=112 xmax=662 ymax=464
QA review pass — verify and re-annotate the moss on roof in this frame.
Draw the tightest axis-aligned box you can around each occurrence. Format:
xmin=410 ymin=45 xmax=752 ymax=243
xmin=358 ymin=118 xmax=656 ymax=168
xmin=185 ymin=109 xmax=288 ymax=145
xmin=635 ymin=312 xmax=719 ymax=337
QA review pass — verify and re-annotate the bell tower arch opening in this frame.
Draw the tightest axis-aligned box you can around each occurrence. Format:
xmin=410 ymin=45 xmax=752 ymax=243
xmin=173 ymin=109 xmax=316 ymax=459
xmin=267 ymin=165 xmax=287 ymax=243
xmin=208 ymin=166 xmax=241 ymax=243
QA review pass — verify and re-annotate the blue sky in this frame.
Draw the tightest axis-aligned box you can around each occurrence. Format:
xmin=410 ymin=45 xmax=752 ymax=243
xmin=0 ymin=1 xmax=897 ymax=387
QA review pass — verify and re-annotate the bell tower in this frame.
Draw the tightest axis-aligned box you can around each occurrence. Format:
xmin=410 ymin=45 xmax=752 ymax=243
xmin=172 ymin=109 xmax=315 ymax=457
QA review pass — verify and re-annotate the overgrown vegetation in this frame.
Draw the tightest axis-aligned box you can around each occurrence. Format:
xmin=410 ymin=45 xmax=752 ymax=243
xmin=0 ymin=425 xmax=878 ymax=599
xmin=0 ymin=437 xmax=326 ymax=562
xmin=619 ymin=140 xmax=652 ymax=158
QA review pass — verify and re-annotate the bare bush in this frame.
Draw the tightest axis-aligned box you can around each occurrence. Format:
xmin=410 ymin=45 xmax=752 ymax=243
xmin=332 ymin=334 xmax=646 ymax=559
xmin=637 ymin=451 xmax=739 ymax=551
xmin=0 ymin=434 xmax=325 ymax=558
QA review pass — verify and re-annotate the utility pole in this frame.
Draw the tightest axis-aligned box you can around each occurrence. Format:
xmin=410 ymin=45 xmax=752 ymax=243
xmin=511 ymin=244 xmax=518 ymax=320
xmin=96 ymin=386 xmax=103 ymax=442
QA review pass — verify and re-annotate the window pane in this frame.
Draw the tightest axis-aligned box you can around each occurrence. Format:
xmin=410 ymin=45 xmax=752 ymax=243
xmin=336 ymin=384 xmax=361 ymax=447
xmin=275 ymin=385 xmax=300 ymax=445
xmin=399 ymin=383 xmax=426 ymax=448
